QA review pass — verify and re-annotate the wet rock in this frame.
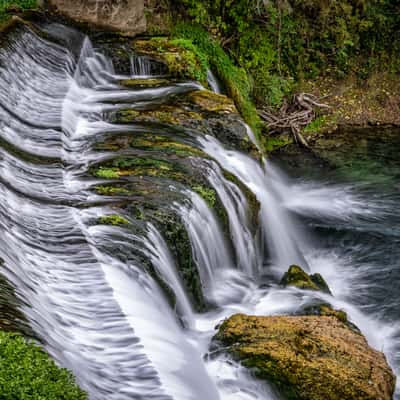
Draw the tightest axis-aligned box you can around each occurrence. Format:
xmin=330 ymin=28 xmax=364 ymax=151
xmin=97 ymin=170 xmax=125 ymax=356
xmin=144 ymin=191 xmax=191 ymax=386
xmin=48 ymin=0 xmax=146 ymax=36
xmin=280 ymin=264 xmax=331 ymax=294
xmin=215 ymin=313 xmax=396 ymax=400
xmin=132 ymin=38 xmax=208 ymax=85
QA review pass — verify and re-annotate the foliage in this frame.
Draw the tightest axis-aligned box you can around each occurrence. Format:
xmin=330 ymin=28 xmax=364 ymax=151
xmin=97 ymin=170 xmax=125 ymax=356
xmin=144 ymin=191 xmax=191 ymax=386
xmin=0 ymin=331 xmax=87 ymax=400
xmin=173 ymin=0 xmax=400 ymax=107
xmin=173 ymin=23 xmax=262 ymax=136
xmin=0 ymin=0 xmax=37 ymax=22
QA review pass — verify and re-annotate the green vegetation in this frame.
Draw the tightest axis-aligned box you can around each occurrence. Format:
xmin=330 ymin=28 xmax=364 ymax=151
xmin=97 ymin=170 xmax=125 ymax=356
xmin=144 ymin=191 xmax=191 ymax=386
xmin=172 ymin=23 xmax=262 ymax=136
xmin=98 ymin=214 xmax=130 ymax=226
xmin=0 ymin=331 xmax=87 ymax=400
xmin=133 ymin=37 xmax=208 ymax=84
xmin=280 ymin=264 xmax=331 ymax=294
xmin=192 ymin=185 xmax=217 ymax=208
xmin=94 ymin=167 xmax=120 ymax=179
xmin=0 ymin=0 xmax=37 ymax=23
xmin=95 ymin=185 xmax=131 ymax=196
xmin=173 ymin=0 xmax=400 ymax=108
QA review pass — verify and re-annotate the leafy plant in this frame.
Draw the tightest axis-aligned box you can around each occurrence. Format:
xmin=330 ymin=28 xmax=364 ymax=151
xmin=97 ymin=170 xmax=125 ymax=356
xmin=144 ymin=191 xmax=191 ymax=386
xmin=0 ymin=331 xmax=87 ymax=400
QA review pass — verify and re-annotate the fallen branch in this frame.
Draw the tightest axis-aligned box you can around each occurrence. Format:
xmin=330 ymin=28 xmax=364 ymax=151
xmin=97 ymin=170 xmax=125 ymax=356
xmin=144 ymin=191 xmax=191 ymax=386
xmin=258 ymin=92 xmax=331 ymax=148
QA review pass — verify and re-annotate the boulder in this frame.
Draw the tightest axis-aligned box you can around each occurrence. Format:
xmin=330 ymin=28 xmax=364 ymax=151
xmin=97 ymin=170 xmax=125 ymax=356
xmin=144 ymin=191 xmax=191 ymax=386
xmin=47 ymin=0 xmax=146 ymax=36
xmin=280 ymin=264 xmax=331 ymax=294
xmin=216 ymin=313 xmax=396 ymax=400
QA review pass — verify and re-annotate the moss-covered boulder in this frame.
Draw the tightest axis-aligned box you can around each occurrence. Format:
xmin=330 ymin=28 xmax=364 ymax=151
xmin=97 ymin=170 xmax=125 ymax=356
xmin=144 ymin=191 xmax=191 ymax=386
xmin=215 ymin=313 xmax=396 ymax=400
xmin=280 ymin=264 xmax=331 ymax=294
xmin=132 ymin=37 xmax=208 ymax=85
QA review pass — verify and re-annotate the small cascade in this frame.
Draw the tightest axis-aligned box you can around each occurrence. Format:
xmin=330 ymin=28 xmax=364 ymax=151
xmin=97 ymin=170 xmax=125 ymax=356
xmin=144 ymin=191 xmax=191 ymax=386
xmin=130 ymin=54 xmax=167 ymax=77
xmin=204 ymin=160 xmax=260 ymax=276
xmin=143 ymin=223 xmax=195 ymax=328
xmin=207 ymin=69 xmax=222 ymax=94
xmin=175 ymin=190 xmax=234 ymax=301
xmin=198 ymin=135 xmax=307 ymax=274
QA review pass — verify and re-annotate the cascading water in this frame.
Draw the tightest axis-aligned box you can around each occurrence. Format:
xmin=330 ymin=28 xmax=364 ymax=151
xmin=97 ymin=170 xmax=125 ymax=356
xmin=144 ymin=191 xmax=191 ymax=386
xmin=198 ymin=135 xmax=307 ymax=273
xmin=0 ymin=20 xmax=399 ymax=400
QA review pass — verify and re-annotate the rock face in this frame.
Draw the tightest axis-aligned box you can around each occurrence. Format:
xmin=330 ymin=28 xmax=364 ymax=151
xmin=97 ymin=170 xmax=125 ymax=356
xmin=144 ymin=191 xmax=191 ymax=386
xmin=47 ymin=0 xmax=146 ymax=36
xmin=216 ymin=313 xmax=396 ymax=400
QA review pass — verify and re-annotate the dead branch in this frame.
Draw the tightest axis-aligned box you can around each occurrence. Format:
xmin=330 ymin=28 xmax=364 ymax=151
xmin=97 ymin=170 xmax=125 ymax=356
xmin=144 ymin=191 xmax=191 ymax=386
xmin=258 ymin=92 xmax=331 ymax=148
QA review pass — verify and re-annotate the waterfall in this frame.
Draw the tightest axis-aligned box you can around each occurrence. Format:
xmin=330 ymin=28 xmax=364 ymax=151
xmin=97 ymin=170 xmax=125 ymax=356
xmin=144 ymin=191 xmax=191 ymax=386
xmin=204 ymin=160 xmax=260 ymax=276
xmin=175 ymin=190 xmax=233 ymax=301
xmin=198 ymin=135 xmax=307 ymax=274
xmin=143 ymin=223 xmax=195 ymax=328
xmin=1 ymin=21 xmax=398 ymax=400
xmin=207 ymin=69 xmax=222 ymax=94
xmin=130 ymin=54 xmax=167 ymax=77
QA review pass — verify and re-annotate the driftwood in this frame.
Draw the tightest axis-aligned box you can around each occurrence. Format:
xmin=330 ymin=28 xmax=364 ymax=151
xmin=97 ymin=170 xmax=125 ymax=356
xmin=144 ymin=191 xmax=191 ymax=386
xmin=258 ymin=93 xmax=331 ymax=148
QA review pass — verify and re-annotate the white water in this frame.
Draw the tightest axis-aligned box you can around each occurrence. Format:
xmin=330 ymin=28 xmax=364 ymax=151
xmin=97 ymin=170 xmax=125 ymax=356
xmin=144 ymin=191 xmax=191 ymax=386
xmin=176 ymin=190 xmax=234 ymax=302
xmin=198 ymin=135 xmax=307 ymax=274
xmin=204 ymin=160 xmax=260 ymax=276
xmin=0 ymin=22 xmax=399 ymax=400
xmin=207 ymin=69 xmax=222 ymax=94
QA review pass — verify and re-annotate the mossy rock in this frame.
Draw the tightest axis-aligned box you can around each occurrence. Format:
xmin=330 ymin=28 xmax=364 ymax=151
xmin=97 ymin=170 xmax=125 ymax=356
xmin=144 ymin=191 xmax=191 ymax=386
xmin=119 ymin=78 xmax=171 ymax=88
xmin=98 ymin=214 xmax=130 ymax=226
xmin=215 ymin=313 xmax=396 ymax=400
xmin=298 ymin=301 xmax=361 ymax=334
xmin=187 ymin=90 xmax=237 ymax=114
xmin=150 ymin=210 xmax=206 ymax=311
xmin=280 ymin=264 xmax=331 ymax=294
xmin=132 ymin=37 xmax=208 ymax=85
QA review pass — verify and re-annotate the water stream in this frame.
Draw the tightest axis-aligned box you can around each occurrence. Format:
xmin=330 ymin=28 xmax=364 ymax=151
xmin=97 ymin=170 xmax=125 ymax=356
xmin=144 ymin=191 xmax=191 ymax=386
xmin=0 ymin=22 xmax=399 ymax=400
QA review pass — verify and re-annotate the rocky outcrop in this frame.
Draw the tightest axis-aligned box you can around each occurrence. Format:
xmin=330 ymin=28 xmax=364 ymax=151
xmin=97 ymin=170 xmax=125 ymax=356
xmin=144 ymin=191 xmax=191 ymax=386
xmin=216 ymin=313 xmax=396 ymax=400
xmin=47 ymin=0 xmax=146 ymax=36
xmin=280 ymin=264 xmax=331 ymax=294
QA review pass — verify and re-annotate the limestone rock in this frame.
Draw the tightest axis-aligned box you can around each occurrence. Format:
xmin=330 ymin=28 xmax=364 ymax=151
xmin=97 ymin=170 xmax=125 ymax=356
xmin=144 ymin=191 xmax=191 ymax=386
xmin=216 ymin=313 xmax=396 ymax=400
xmin=48 ymin=0 xmax=146 ymax=36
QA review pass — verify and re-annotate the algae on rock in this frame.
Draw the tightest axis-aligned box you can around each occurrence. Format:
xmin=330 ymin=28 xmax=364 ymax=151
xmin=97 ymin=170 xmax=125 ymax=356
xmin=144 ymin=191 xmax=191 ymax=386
xmin=280 ymin=264 xmax=331 ymax=294
xmin=216 ymin=313 xmax=396 ymax=400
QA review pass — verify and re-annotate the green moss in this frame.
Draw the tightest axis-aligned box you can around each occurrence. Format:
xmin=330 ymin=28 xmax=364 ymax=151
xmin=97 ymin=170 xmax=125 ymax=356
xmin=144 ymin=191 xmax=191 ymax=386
xmin=192 ymin=185 xmax=217 ymax=208
xmin=119 ymin=78 xmax=170 ymax=87
xmin=173 ymin=23 xmax=262 ymax=141
xmin=0 ymin=331 xmax=87 ymax=400
xmin=95 ymin=185 xmax=131 ymax=196
xmin=130 ymin=134 xmax=205 ymax=157
xmin=153 ymin=211 xmax=205 ymax=311
xmin=133 ymin=37 xmax=209 ymax=85
xmin=94 ymin=167 xmax=120 ymax=179
xmin=98 ymin=215 xmax=130 ymax=226
xmin=92 ymin=156 xmax=191 ymax=184
xmin=115 ymin=106 xmax=203 ymax=126
xmin=303 ymin=115 xmax=339 ymax=135
xmin=280 ymin=265 xmax=331 ymax=294
xmin=216 ymin=313 xmax=395 ymax=400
